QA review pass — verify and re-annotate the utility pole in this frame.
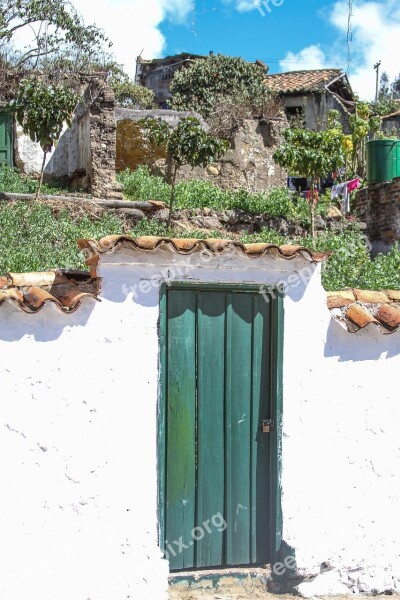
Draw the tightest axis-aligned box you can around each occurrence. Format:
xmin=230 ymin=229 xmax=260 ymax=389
xmin=374 ymin=60 xmax=381 ymax=103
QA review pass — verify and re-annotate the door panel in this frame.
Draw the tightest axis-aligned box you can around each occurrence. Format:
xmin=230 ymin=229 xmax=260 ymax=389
xmin=162 ymin=287 xmax=278 ymax=571
xmin=0 ymin=112 xmax=12 ymax=167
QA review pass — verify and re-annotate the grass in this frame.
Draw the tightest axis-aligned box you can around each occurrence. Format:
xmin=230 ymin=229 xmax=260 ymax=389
xmin=0 ymin=166 xmax=399 ymax=291
xmin=117 ymin=166 xmax=331 ymax=226
xmin=0 ymin=164 xmax=70 ymax=196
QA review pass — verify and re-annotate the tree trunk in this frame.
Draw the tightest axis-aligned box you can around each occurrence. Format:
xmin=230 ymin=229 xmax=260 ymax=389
xmin=167 ymin=164 xmax=178 ymax=229
xmin=310 ymin=175 xmax=315 ymax=239
xmin=35 ymin=150 xmax=48 ymax=201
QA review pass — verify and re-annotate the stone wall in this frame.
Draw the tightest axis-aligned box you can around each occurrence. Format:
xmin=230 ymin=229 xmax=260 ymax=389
xmin=115 ymin=108 xmax=287 ymax=192
xmin=15 ymin=78 xmax=122 ymax=199
xmin=355 ymin=178 xmax=400 ymax=250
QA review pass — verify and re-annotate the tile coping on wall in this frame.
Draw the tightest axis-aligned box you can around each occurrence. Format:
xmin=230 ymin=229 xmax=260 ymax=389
xmin=0 ymin=236 xmax=399 ymax=334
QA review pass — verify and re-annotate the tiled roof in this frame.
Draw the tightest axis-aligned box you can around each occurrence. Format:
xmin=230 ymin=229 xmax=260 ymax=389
xmin=0 ymin=271 xmax=100 ymax=314
xmin=264 ymin=69 xmax=343 ymax=93
xmin=78 ymin=235 xmax=331 ymax=269
xmin=327 ymin=289 xmax=400 ymax=334
xmin=1 ymin=238 xmax=399 ymax=336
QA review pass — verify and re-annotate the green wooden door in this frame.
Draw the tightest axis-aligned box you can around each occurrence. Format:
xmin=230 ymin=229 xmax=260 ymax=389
xmin=159 ymin=286 xmax=283 ymax=571
xmin=0 ymin=112 xmax=12 ymax=167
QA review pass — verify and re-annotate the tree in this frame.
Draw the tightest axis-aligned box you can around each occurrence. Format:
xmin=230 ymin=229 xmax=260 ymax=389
xmin=106 ymin=63 xmax=155 ymax=109
xmin=273 ymin=120 xmax=345 ymax=238
xmin=0 ymin=0 xmax=110 ymax=70
xmin=170 ymin=54 xmax=268 ymax=119
xmin=349 ymin=102 xmax=380 ymax=176
xmin=8 ymin=79 xmax=77 ymax=199
xmin=141 ymin=116 xmax=228 ymax=226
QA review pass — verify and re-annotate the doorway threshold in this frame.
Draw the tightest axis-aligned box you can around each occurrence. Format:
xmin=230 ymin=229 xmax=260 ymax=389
xmin=169 ymin=566 xmax=272 ymax=598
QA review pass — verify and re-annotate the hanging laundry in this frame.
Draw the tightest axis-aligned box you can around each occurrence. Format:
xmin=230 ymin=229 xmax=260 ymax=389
xmin=331 ymin=183 xmax=350 ymax=214
xmin=346 ymin=178 xmax=360 ymax=193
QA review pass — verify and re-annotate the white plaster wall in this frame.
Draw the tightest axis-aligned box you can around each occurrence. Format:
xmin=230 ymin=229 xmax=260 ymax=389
xmin=281 ymin=270 xmax=400 ymax=595
xmin=0 ymin=247 xmax=399 ymax=598
xmin=14 ymin=123 xmax=56 ymax=175
xmin=0 ymin=290 xmax=168 ymax=600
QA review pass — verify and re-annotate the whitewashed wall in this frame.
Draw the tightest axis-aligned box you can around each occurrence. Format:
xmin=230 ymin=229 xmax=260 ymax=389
xmin=0 ymin=247 xmax=399 ymax=598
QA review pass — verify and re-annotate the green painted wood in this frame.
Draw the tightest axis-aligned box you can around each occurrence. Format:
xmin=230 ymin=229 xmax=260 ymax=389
xmin=165 ymin=289 xmax=197 ymax=570
xmin=250 ymin=294 xmax=271 ymax=564
xmin=160 ymin=285 xmax=283 ymax=571
xmin=225 ymin=293 xmax=253 ymax=566
xmin=196 ymin=292 xmax=226 ymax=567
xmin=0 ymin=112 xmax=12 ymax=166
xmin=158 ymin=286 xmax=167 ymax=555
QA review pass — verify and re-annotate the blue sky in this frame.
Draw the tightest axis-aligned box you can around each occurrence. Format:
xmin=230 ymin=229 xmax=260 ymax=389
xmin=161 ymin=1 xmax=339 ymax=73
xmin=17 ymin=0 xmax=400 ymax=100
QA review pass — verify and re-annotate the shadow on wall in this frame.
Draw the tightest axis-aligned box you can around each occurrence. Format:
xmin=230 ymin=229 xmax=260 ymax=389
xmin=0 ymin=299 xmax=97 ymax=342
xmin=324 ymin=319 xmax=400 ymax=361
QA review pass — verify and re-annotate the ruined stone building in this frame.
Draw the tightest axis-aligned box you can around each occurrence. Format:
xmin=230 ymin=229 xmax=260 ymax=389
xmin=264 ymin=68 xmax=355 ymax=132
xmin=135 ymin=53 xmax=206 ymax=108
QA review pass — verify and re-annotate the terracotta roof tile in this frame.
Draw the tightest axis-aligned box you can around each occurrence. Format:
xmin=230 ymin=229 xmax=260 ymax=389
xmin=328 ymin=288 xmax=400 ymax=334
xmin=376 ymin=304 xmax=400 ymax=330
xmin=78 ymin=235 xmax=332 ymax=264
xmin=353 ymin=289 xmax=389 ymax=304
xmin=264 ymin=69 xmax=343 ymax=93
xmin=326 ymin=290 xmax=355 ymax=308
xmin=0 ymin=270 xmax=100 ymax=314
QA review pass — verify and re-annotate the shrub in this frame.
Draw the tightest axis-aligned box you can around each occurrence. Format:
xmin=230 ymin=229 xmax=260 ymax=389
xmin=118 ymin=167 xmax=321 ymax=223
xmin=117 ymin=167 xmax=170 ymax=202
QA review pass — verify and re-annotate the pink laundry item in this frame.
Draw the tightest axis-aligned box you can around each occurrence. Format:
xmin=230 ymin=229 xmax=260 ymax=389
xmin=346 ymin=178 xmax=360 ymax=193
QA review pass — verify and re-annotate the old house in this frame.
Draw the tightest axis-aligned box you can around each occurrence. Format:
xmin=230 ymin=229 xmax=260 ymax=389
xmin=135 ymin=53 xmax=206 ymax=108
xmin=264 ymin=68 xmax=355 ymax=132
xmin=0 ymin=234 xmax=399 ymax=599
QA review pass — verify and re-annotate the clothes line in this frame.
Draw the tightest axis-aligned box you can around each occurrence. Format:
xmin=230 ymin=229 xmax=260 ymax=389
xmin=331 ymin=178 xmax=360 ymax=214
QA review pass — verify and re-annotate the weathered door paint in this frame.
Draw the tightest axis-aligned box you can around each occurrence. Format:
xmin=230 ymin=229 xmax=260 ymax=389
xmin=159 ymin=285 xmax=283 ymax=571
xmin=0 ymin=112 xmax=12 ymax=167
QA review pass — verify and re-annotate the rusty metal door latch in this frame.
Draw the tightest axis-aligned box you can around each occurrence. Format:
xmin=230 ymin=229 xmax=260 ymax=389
xmin=260 ymin=419 xmax=274 ymax=433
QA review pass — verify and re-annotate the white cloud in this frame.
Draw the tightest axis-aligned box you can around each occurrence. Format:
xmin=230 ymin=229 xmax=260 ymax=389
xmin=74 ymin=0 xmax=194 ymax=76
xmin=279 ymin=45 xmax=328 ymax=72
xmin=12 ymin=0 xmax=194 ymax=78
xmin=228 ymin=0 xmax=263 ymax=11
xmin=279 ymin=0 xmax=400 ymax=100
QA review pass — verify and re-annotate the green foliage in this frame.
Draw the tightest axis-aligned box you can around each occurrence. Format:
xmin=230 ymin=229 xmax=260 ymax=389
xmin=358 ymin=244 xmax=400 ymax=290
xmin=140 ymin=117 xmax=228 ymax=225
xmin=0 ymin=202 xmax=123 ymax=273
xmin=8 ymin=79 xmax=77 ymax=198
xmin=0 ymin=0 xmax=110 ymax=70
xmin=170 ymin=55 xmax=268 ymax=118
xmin=240 ymin=229 xmax=287 ymax=246
xmin=117 ymin=167 xmax=170 ymax=202
xmin=8 ymin=79 xmax=77 ymax=152
xmin=273 ymin=126 xmax=344 ymax=180
xmin=0 ymin=164 xmax=68 ymax=194
xmin=372 ymin=71 xmax=400 ymax=116
xmin=141 ymin=117 xmax=229 ymax=171
xmin=117 ymin=166 xmax=325 ymax=225
xmin=107 ymin=63 xmax=155 ymax=109
xmin=0 ymin=183 xmax=398 ymax=292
